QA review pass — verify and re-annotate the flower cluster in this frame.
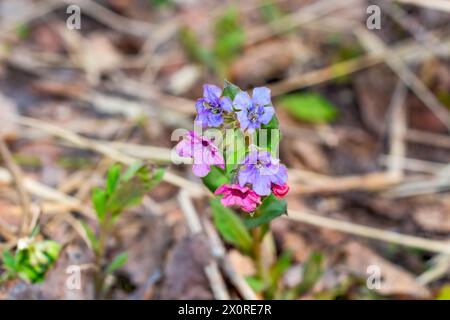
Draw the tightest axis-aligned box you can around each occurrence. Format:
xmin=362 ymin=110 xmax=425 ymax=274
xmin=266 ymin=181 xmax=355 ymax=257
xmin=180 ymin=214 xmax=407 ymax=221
xmin=175 ymin=82 xmax=289 ymax=213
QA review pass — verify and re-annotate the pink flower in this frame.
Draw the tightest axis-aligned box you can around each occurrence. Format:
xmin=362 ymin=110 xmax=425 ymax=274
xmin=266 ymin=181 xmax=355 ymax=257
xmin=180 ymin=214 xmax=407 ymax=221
xmin=215 ymin=184 xmax=262 ymax=213
xmin=176 ymin=131 xmax=224 ymax=177
xmin=271 ymin=183 xmax=289 ymax=198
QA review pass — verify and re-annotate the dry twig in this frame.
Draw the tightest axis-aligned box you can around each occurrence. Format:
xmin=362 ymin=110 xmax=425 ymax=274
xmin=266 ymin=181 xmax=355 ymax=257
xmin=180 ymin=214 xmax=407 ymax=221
xmin=0 ymin=138 xmax=32 ymax=236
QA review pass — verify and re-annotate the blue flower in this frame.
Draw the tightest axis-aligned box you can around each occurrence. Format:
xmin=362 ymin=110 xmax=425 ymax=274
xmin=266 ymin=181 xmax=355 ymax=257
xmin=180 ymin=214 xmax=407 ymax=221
xmin=196 ymin=84 xmax=232 ymax=127
xmin=234 ymin=87 xmax=275 ymax=132
xmin=238 ymin=151 xmax=287 ymax=196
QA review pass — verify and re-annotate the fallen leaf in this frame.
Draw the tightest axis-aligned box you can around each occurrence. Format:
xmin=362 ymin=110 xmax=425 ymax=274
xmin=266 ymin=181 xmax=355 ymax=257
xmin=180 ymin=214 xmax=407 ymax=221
xmin=343 ymin=242 xmax=430 ymax=298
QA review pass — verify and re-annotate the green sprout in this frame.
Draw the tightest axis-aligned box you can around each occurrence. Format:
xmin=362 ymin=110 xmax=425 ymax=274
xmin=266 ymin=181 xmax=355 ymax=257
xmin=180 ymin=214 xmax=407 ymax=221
xmin=82 ymin=162 xmax=165 ymax=299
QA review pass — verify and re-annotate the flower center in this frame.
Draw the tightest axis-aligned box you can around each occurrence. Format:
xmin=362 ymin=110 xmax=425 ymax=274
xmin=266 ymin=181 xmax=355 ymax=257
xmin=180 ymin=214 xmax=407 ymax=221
xmin=249 ymin=111 xmax=259 ymax=122
xmin=203 ymin=101 xmax=221 ymax=114
xmin=255 ymin=160 xmax=265 ymax=169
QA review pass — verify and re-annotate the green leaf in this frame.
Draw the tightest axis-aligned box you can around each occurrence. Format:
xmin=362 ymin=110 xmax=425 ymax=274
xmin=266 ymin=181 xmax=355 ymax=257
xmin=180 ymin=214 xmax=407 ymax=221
xmin=222 ymin=80 xmax=241 ymax=101
xmin=202 ymin=166 xmax=229 ymax=193
xmin=289 ymin=251 xmax=324 ymax=298
xmin=178 ymin=27 xmax=216 ymax=70
xmin=244 ymin=195 xmax=287 ymax=229
xmin=146 ymin=168 xmax=165 ymax=190
xmin=80 ymin=221 xmax=98 ymax=253
xmin=12 ymin=240 xmax=61 ymax=284
xmin=107 ymin=164 xmax=163 ymax=218
xmin=2 ymin=250 xmax=16 ymax=272
xmin=245 ymin=276 xmax=265 ymax=293
xmin=210 ymin=199 xmax=253 ymax=254
xmin=122 ymin=161 xmax=144 ymax=181
xmin=259 ymin=0 xmax=283 ymax=23
xmin=92 ymin=188 xmax=107 ymax=222
xmin=278 ymin=93 xmax=338 ymax=123
xmin=39 ymin=241 xmax=61 ymax=262
xmin=437 ymin=285 xmax=450 ymax=300
xmin=270 ymin=250 xmax=293 ymax=286
xmin=15 ymin=24 xmax=30 ymax=40
xmin=106 ymin=164 xmax=121 ymax=195
xmin=213 ymin=7 xmax=244 ymax=62
xmin=106 ymin=252 xmax=128 ymax=274
xmin=30 ymin=225 xmax=40 ymax=238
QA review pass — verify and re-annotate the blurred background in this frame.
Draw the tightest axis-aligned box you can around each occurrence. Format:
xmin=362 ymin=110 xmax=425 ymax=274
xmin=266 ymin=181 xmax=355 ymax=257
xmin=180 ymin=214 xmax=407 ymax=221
xmin=1 ymin=0 xmax=450 ymax=299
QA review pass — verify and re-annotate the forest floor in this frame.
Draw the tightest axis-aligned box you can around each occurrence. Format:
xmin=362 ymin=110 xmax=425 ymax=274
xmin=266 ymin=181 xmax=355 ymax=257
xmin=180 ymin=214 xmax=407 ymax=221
xmin=1 ymin=0 xmax=450 ymax=299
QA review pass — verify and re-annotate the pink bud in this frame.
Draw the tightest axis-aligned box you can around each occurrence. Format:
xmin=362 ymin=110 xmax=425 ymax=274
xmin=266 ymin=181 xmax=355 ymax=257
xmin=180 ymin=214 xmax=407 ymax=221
xmin=271 ymin=184 xmax=289 ymax=198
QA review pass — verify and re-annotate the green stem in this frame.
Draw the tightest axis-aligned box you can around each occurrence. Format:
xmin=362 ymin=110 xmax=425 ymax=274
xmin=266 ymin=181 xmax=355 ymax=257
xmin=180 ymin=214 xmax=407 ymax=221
xmin=251 ymin=226 xmax=269 ymax=294
xmin=93 ymin=213 xmax=112 ymax=300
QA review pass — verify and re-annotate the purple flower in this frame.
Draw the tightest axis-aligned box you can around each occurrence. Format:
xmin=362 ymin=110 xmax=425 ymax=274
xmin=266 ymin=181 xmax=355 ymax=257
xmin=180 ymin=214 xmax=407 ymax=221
xmin=175 ymin=131 xmax=224 ymax=177
xmin=238 ymin=151 xmax=287 ymax=196
xmin=234 ymin=87 xmax=275 ymax=132
xmin=196 ymin=84 xmax=232 ymax=127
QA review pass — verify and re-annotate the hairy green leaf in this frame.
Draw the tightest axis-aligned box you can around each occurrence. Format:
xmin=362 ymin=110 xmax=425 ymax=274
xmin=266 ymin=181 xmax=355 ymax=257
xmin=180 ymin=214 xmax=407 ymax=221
xmin=278 ymin=93 xmax=338 ymax=123
xmin=244 ymin=195 xmax=287 ymax=229
xmin=106 ymin=252 xmax=128 ymax=274
xmin=210 ymin=199 xmax=253 ymax=254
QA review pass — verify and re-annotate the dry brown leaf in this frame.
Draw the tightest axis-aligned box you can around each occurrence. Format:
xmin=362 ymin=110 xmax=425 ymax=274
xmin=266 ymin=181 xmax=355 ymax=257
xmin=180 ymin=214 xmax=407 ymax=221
xmin=230 ymin=39 xmax=296 ymax=87
xmin=227 ymin=249 xmax=255 ymax=277
xmin=292 ymin=140 xmax=329 ymax=172
xmin=344 ymin=242 xmax=430 ymax=298
xmin=413 ymin=199 xmax=450 ymax=232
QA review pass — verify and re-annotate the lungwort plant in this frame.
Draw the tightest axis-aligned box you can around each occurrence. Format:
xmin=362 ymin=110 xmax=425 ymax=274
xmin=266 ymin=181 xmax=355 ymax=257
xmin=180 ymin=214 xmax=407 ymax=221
xmin=174 ymin=81 xmax=323 ymax=298
xmin=83 ymin=162 xmax=164 ymax=299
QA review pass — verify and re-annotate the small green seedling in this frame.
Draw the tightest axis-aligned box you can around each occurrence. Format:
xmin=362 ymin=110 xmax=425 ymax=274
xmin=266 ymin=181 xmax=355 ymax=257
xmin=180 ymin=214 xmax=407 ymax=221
xmin=82 ymin=162 xmax=164 ymax=299
xmin=1 ymin=227 xmax=61 ymax=284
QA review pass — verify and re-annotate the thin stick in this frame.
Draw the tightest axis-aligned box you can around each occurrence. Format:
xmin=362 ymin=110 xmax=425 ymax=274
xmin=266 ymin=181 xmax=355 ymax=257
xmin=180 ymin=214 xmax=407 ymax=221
xmin=269 ymin=30 xmax=450 ymax=96
xmin=396 ymin=0 xmax=450 ymax=13
xmin=203 ymin=218 xmax=258 ymax=300
xmin=0 ymin=138 xmax=32 ymax=236
xmin=387 ymin=82 xmax=408 ymax=178
xmin=246 ymin=0 xmax=359 ymax=45
xmin=416 ymin=254 xmax=450 ymax=285
xmin=177 ymin=190 xmax=230 ymax=300
xmin=287 ymin=210 xmax=450 ymax=255
xmin=356 ymin=28 xmax=450 ymax=131
xmin=0 ymin=167 xmax=94 ymax=219
xmin=379 ymin=155 xmax=446 ymax=174
xmin=406 ymin=129 xmax=450 ymax=149
xmin=60 ymin=0 xmax=154 ymax=37
xmin=290 ymin=172 xmax=400 ymax=195
xmin=13 ymin=116 xmax=206 ymax=198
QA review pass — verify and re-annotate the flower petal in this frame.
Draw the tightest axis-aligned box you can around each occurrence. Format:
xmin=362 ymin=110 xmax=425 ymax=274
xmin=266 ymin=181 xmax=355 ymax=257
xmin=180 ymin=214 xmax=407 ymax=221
xmin=220 ymin=96 xmax=233 ymax=112
xmin=259 ymin=106 xmax=275 ymax=124
xmin=207 ymin=113 xmax=224 ymax=127
xmin=192 ymin=164 xmax=210 ymax=177
xmin=203 ymin=84 xmax=222 ymax=103
xmin=234 ymin=91 xmax=252 ymax=110
xmin=195 ymin=99 xmax=206 ymax=113
xmin=215 ymin=184 xmax=229 ymax=195
xmin=252 ymin=174 xmax=272 ymax=196
xmin=221 ymin=195 xmax=236 ymax=207
xmin=252 ymin=87 xmax=271 ymax=106
xmin=175 ymin=139 xmax=192 ymax=157
xmin=238 ymin=167 xmax=256 ymax=187
xmin=237 ymin=109 xmax=250 ymax=130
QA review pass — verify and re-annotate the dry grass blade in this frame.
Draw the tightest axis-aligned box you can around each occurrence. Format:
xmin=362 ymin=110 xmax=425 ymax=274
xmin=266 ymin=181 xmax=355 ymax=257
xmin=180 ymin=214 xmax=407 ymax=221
xmin=397 ymin=0 xmax=450 ymax=13
xmin=287 ymin=210 xmax=450 ymax=255
xmin=356 ymin=28 xmax=450 ymax=131
xmin=0 ymin=137 xmax=32 ymax=236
